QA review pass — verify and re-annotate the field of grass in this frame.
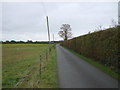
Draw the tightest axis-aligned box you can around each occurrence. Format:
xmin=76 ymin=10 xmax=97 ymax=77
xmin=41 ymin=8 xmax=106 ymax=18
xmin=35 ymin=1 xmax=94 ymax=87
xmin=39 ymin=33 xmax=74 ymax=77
xmin=2 ymin=44 xmax=58 ymax=88
xmin=63 ymin=47 xmax=119 ymax=80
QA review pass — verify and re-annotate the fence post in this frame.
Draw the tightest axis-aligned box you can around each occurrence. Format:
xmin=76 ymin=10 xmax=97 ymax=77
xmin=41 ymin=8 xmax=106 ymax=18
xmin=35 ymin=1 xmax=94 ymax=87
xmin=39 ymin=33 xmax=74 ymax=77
xmin=46 ymin=50 xmax=48 ymax=61
xmin=40 ymin=55 xmax=42 ymax=80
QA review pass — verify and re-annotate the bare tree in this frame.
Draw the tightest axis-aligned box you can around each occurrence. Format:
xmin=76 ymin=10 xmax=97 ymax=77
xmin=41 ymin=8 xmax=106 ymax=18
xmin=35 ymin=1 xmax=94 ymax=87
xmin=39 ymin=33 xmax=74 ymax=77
xmin=111 ymin=19 xmax=117 ymax=27
xmin=96 ymin=25 xmax=102 ymax=31
xmin=58 ymin=24 xmax=72 ymax=41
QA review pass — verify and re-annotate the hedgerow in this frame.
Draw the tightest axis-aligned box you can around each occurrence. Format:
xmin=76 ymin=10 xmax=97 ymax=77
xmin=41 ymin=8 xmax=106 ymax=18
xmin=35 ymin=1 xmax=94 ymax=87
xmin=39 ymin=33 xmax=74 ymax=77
xmin=60 ymin=26 xmax=120 ymax=73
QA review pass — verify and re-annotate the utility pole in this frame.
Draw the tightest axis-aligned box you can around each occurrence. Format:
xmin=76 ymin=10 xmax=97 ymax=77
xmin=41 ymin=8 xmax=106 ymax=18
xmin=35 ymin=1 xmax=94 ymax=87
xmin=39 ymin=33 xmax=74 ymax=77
xmin=46 ymin=16 xmax=51 ymax=52
xmin=46 ymin=16 xmax=50 ymax=44
xmin=53 ymin=34 xmax=54 ymax=43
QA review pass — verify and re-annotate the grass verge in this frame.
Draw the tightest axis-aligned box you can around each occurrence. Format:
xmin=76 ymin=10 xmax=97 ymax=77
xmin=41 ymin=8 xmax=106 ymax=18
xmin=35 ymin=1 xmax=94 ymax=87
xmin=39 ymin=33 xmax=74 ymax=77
xmin=63 ymin=46 xmax=119 ymax=80
xmin=40 ymin=46 xmax=58 ymax=88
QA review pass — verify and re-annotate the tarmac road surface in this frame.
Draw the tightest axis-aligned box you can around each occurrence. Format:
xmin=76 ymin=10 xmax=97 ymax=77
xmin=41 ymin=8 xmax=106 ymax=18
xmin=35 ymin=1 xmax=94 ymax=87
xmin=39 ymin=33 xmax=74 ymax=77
xmin=56 ymin=44 xmax=118 ymax=88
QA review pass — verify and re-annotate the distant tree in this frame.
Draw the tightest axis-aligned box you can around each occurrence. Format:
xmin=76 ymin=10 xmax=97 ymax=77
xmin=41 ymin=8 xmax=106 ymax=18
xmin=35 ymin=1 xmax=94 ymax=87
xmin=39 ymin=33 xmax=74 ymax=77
xmin=58 ymin=24 xmax=72 ymax=41
xmin=98 ymin=25 xmax=102 ymax=30
xmin=95 ymin=25 xmax=102 ymax=31
xmin=6 ymin=40 xmax=10 ymax=43
xmin=88 ymin=31 xmax=91 ymax=34
xmin=27 ymin=40 xmax=33 ymax=44
xmin=19 ymin=41 xmax=25 ymax=43
xmin=111 ymin=19 xmax=117 ymax=27
xmin=11 ymin=40 xmax=16 ymax=44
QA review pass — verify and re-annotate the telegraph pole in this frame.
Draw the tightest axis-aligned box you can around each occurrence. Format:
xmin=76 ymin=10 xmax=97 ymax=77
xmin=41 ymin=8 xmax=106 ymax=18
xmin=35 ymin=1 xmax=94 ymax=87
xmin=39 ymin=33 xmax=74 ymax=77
xmin=53 ymin=34 xmax=54 ymax=43
xmin=46 ymin=16 xmax=51 ymax=52
xmin=46 ymin=16 xmax=50 ymax=44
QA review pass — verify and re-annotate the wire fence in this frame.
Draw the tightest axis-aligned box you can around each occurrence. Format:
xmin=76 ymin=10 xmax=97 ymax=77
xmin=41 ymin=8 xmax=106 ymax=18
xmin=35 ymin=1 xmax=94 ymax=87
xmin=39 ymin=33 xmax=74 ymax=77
xmin=14 ymin=44 xmax=55 ymax=88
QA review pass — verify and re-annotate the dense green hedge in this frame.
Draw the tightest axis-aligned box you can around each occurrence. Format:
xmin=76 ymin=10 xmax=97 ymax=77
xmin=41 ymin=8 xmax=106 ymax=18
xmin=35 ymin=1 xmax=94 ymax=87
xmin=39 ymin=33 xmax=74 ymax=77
xmin=60 ymin=26 xmax=120 ymax=73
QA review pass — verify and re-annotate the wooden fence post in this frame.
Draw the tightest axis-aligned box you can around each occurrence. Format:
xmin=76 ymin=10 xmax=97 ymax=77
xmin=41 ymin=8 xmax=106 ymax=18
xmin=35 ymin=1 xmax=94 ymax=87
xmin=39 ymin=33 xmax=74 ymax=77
xmin=46 ymin=50 xmax=48 ymax=61
xmin=40 ymin=55 xmax=42 ymax=80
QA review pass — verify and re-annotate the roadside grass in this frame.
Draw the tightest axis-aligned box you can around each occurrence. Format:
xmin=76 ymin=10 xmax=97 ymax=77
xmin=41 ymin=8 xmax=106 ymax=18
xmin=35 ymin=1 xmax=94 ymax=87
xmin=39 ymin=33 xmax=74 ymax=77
xmin=2 ymin=44 xmax=58 ymax=88
xmin=63 ymin=46 xmax=119 ymax=80
xmin=40 ymin=47 xmax=58 ymax=88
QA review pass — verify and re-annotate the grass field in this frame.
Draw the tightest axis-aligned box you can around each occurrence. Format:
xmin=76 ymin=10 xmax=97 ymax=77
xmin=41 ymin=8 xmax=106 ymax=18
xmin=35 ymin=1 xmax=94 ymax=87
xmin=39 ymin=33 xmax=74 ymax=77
xmin=2 ymin=44 xmax=58 ymax=88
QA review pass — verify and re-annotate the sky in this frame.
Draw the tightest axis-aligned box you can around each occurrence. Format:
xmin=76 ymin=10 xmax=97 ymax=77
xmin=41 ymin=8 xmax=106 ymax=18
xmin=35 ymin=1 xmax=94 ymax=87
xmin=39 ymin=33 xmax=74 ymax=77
xmin=118 ymin=1 xmax=120 ymax=25
xmin=1 ymin=1 xmax=119 ymax=41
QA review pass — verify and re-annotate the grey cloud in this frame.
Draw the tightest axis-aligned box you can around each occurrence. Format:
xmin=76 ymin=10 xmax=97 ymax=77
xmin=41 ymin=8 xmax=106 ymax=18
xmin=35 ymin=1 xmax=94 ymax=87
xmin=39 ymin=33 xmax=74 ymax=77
xmin=2 ymin=2 xmax=118 ymax=41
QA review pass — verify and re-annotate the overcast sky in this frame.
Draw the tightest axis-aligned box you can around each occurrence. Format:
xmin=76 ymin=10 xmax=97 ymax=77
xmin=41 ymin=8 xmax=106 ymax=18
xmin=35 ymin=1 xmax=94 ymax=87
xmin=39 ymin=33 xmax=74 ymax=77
xmin=1 ymin=2 xmax=118 ymax=41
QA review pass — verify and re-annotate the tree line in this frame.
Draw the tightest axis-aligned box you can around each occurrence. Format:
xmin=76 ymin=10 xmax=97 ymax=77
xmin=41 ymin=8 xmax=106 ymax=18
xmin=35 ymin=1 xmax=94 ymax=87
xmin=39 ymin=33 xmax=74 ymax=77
xmin=1 ymin=40 xmax=59 ymax=44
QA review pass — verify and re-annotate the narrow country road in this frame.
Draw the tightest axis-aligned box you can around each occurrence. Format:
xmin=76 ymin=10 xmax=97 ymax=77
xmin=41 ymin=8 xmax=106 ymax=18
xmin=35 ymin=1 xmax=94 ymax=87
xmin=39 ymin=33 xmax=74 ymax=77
xmin=56 ymin=44 xmax=118 ymax=88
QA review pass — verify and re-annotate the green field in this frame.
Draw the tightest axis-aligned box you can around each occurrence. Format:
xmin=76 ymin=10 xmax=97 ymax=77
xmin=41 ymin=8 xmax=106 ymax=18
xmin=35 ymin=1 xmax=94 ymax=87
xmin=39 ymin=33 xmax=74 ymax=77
xmin=2 ymin=44 xmax=58 ymax=88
